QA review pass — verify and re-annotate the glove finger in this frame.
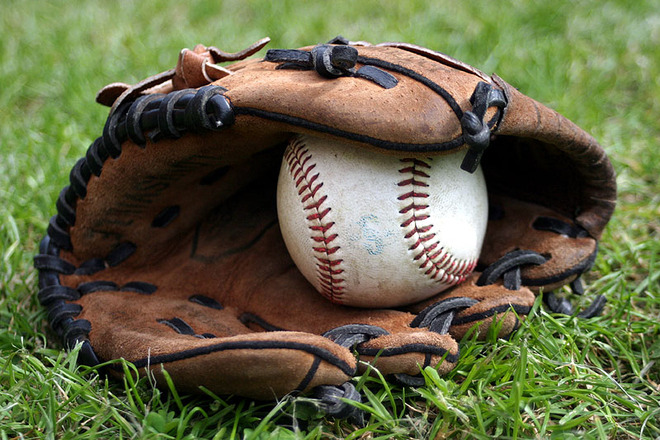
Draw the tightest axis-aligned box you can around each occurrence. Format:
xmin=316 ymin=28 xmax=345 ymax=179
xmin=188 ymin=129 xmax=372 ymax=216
xmin=74 ymin=290 xmax=356 ymax=399
xmin=406 ymin=273 xmax=536 ymax=340
xmin=236 ymin=272 xmax=459 ymax=378
xmin=356 ymin=331 xmax=458 ymax=377
xmin=482 ymin=194 xmax=598 ymax=291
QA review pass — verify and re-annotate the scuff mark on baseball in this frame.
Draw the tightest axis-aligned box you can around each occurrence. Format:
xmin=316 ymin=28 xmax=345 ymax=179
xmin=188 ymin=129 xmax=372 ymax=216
xmin=277 ymin=134 xmax=488 ymax=308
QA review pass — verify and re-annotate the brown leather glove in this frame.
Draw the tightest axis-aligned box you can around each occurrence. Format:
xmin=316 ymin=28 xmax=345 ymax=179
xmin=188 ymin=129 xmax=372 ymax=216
xmin=35 ymin=36 xmax=616 ymax=415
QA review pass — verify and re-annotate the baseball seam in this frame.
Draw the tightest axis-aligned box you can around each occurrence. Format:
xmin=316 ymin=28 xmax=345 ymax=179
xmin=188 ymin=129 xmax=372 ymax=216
xmin=284 ymin=139 xmax=345 ymax=303
xmin=398 ymin=158 xmax=477 ymax=285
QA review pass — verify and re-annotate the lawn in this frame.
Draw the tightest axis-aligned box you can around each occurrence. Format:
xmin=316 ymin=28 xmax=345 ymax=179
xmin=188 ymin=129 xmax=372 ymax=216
xmin=1 ymin=0 xmax=658 ymax=438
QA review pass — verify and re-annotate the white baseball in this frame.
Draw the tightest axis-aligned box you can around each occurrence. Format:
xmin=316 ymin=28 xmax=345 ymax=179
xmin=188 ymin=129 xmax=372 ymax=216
xmin=277 ymin=135 xmax=488 ymax=308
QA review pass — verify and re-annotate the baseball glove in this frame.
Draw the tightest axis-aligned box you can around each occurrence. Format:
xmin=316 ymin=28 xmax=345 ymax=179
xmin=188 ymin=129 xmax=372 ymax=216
xmin=35 ymin=36 xmax=616 ymax=416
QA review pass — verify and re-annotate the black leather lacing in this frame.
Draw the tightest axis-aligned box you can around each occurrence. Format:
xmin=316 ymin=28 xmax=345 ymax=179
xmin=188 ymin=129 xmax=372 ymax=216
xmin=411 ymin=297 xmax=481 ymax=334
xmin=477 ymin=250 xmax=548 ymax=291
xmin=477 ymin=249 xmax=606 ymax=318
xmin=36 ymin=236 xmax=97 ymax=364
xmin=313 ymin=324 xmax=391 ymax=420
xmin=48 ymin=85 xmax=233 ymax=254
xmin=395 ymin=297 xmax=483 ymax=387
xmin=265 ymin=38 xmax=507 ymax=164
xmin=34 ymin=85 xmax=235 ymax=365
xmin=335 ymin=36 xmax=508 ymax=170
xmin=399 ymin=250 xmax=552 ymax=385
xmin=460 ymin=82 xmax=507 ymax=173
xmin=533 ymin=216 xmax=590 ymax=239
xmin=544 ymin=290 xmax=607 ymax=318
xmin=157 ymin=317 xmax=216 ymax=339
xmin=265 ymin=44 xmax=399 ymax=89
xmin=323 ymin=324 xmax=390 ymax=348
xmin=314 ymin=382 xmax=364 ymax=424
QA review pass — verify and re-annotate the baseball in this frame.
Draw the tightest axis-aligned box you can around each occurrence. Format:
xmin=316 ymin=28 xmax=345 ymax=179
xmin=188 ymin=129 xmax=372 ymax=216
xmin=277 ymin=134 xmax=488 ymax=308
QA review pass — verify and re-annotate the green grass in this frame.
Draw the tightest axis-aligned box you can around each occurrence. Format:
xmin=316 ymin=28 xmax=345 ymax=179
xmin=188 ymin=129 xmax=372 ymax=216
xmin=1 ymin=0 xmax=658 ymax=438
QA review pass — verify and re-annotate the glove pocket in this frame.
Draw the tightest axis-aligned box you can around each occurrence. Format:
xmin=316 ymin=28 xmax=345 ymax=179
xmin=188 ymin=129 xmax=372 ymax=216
xmin=406 ymin=274 xmax=536 ymax=341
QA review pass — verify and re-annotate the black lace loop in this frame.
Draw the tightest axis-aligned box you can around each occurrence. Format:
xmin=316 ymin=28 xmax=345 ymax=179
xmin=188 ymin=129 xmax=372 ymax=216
xmin=78 ymin=340 xmax=100 ymax=366
xmin=477 ymin=250 xmax=547 ymax=290
xmin=577 ymin=295 xmax=607 ymax=318
xmin=48 ymin=303 xmax=83 ymax=330
xmin=314 ymin=382 xmax=364 ymax=423
xmin=46 ymin=215 xmax=73 ymax=251
xmin=34 ymin=253 xmax=76 ymax=275
xmin=460 ymin=82 xmax=507 ymax=173
xmin=85 ymin=138 xmax=109 ymax=177
xmin=105 ymin=242 xmax=137 ymax=267
xmin=266 ymin=44 xmax=360 ymax=78
xmin=354 ymin=65 xmax=398 ymax=89
xmin=394 ymin=372 xmax=426 ymax=387
xmin=38 ymin=285 xmax=80 ymax=305
xmin=184 ymin=85 xmax=234 ymax=131
xmin=323 ymin=324 xmax=389 ymax=348
xmin=265 ymin=45 xmax=397 ymax=89
xmin=126 ymin=93 xmax=164 ymax=147
xmin=326 ymin=35 xmax=350 ymax=45
xmin=63 ymin=319 xmax=92 ymax=349
xmin=69 ymin=158 xmax=92 ymax=200
xmin=400 ymin=298 xmax=480 ymax=388
xmin=153 ymin=89 xmax=196 ymax=140
xmin=544 ymin=291 xmax=573 ymax=315
xmin=55 ymin=186 xmax=76 ymax=227
xmin=480 ymin=250 xmax=607 ymax=318
xmin=101 ymin=100 xmax=130 ymax=159
xmin=264 ymin=48 xmax=312 ymax=65
xmin=188 ymin=294 xmax=224 ymax=310
xmin=74 ymin=258 xmax=106 ymax=275
xmin=39 ymin=271 xmax=61 ymax=290
xmin=411 ymin=297 xmax=480 ymax=334
xmin=158 ymin=317 xmax=196 ymax=336
xmin=77 ymin=281 xmax=119 ymax=295
xmin=310 ymin=44 xmax=358 ymax=78
xmin=121 ymin=281 xmax=157 ymax=294
xmin=544 ymin=291 xmax=607 ymax=319
xmin=239 ymin=313 xmax=284 ymax=331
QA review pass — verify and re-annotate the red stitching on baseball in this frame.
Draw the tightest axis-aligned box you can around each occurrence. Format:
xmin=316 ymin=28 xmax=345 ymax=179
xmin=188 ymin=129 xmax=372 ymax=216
xmin=398 ymin=178 xmax=429 ymax=187
xmin=398 ymin=157 xmax=477 ymax=286
xmin=284 ymin=139 xmax=345 ymax=303
xmin=399 ymin=203 xmax=430 ymax=214
xmin=397 ymin=191 xmax=429 ymax=200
